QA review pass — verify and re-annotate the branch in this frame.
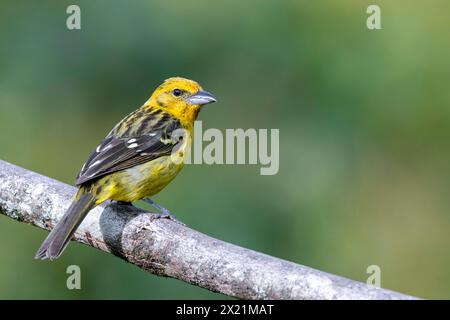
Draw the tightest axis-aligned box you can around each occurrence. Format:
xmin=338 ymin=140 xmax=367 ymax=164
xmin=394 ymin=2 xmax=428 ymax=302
xmin=0 ymin=160 xmax=417 ymax=300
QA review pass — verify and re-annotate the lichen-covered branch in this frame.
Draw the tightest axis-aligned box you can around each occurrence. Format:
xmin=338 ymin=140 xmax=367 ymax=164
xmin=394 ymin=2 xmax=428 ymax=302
xmin=0 ymin=160 xmax=417 ymax=300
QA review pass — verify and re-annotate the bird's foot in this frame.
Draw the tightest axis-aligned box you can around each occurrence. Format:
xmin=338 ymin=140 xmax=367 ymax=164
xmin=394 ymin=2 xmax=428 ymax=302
xmin=142 ymin=198 xmax=185 ymax=225
xmin=149 ymin=212 xmax=184 ymax=225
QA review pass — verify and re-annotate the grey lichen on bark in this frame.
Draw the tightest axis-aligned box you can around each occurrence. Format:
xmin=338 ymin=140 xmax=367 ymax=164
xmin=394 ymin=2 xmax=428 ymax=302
xmin=0 ymin=160 xmax=418 ymax=300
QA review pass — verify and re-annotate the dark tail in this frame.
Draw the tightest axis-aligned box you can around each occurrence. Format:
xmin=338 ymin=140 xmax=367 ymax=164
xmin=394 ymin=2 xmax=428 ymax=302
xmin=35 ymin=189 xmax=97 ymax=260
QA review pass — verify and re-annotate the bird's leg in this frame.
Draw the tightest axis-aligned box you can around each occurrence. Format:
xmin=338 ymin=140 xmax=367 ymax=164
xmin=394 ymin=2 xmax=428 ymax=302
xmin=142 ymin=198 xmax=184 ymax=225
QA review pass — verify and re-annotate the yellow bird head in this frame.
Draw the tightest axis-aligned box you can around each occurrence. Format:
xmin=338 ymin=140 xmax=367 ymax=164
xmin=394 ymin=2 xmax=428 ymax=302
xmin=147 ymin=77 xmax=217 ymax=125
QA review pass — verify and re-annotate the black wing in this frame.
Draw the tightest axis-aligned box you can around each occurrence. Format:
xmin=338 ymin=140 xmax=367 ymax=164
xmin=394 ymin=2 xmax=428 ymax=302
xmin=76 ymin=120 xmax=184 ymax=186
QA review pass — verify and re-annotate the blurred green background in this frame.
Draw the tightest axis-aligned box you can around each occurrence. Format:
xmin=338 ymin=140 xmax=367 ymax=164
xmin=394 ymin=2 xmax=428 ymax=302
xmin=0 ymin=0 xmax=449 ymax=299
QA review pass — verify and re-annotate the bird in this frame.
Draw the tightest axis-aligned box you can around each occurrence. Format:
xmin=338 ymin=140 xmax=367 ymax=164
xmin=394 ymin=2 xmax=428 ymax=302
xmin=35 ymin=77 xmax=217 ymax=260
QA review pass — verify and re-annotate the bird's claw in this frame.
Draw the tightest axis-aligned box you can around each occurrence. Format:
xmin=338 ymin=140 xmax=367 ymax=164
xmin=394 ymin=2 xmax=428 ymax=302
xmin=150 ymin=212 xmax=185 ymax=225
xmin=141 ymin=198 xmax=185 ymax=225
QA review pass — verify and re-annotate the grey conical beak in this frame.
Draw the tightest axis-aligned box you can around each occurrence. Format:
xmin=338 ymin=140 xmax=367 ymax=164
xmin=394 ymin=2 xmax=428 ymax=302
xmin=187 ymin=90 xmax=217 ymax=105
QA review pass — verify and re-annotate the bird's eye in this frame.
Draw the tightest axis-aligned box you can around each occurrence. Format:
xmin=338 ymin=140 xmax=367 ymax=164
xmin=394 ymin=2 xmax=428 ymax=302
xmin=173 ymin=89 xmax=182 ymax=97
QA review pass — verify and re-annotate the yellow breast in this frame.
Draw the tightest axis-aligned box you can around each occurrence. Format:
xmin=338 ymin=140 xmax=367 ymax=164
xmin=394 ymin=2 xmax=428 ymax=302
xmin=94 ymin=135 xmax=191 ymax=204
